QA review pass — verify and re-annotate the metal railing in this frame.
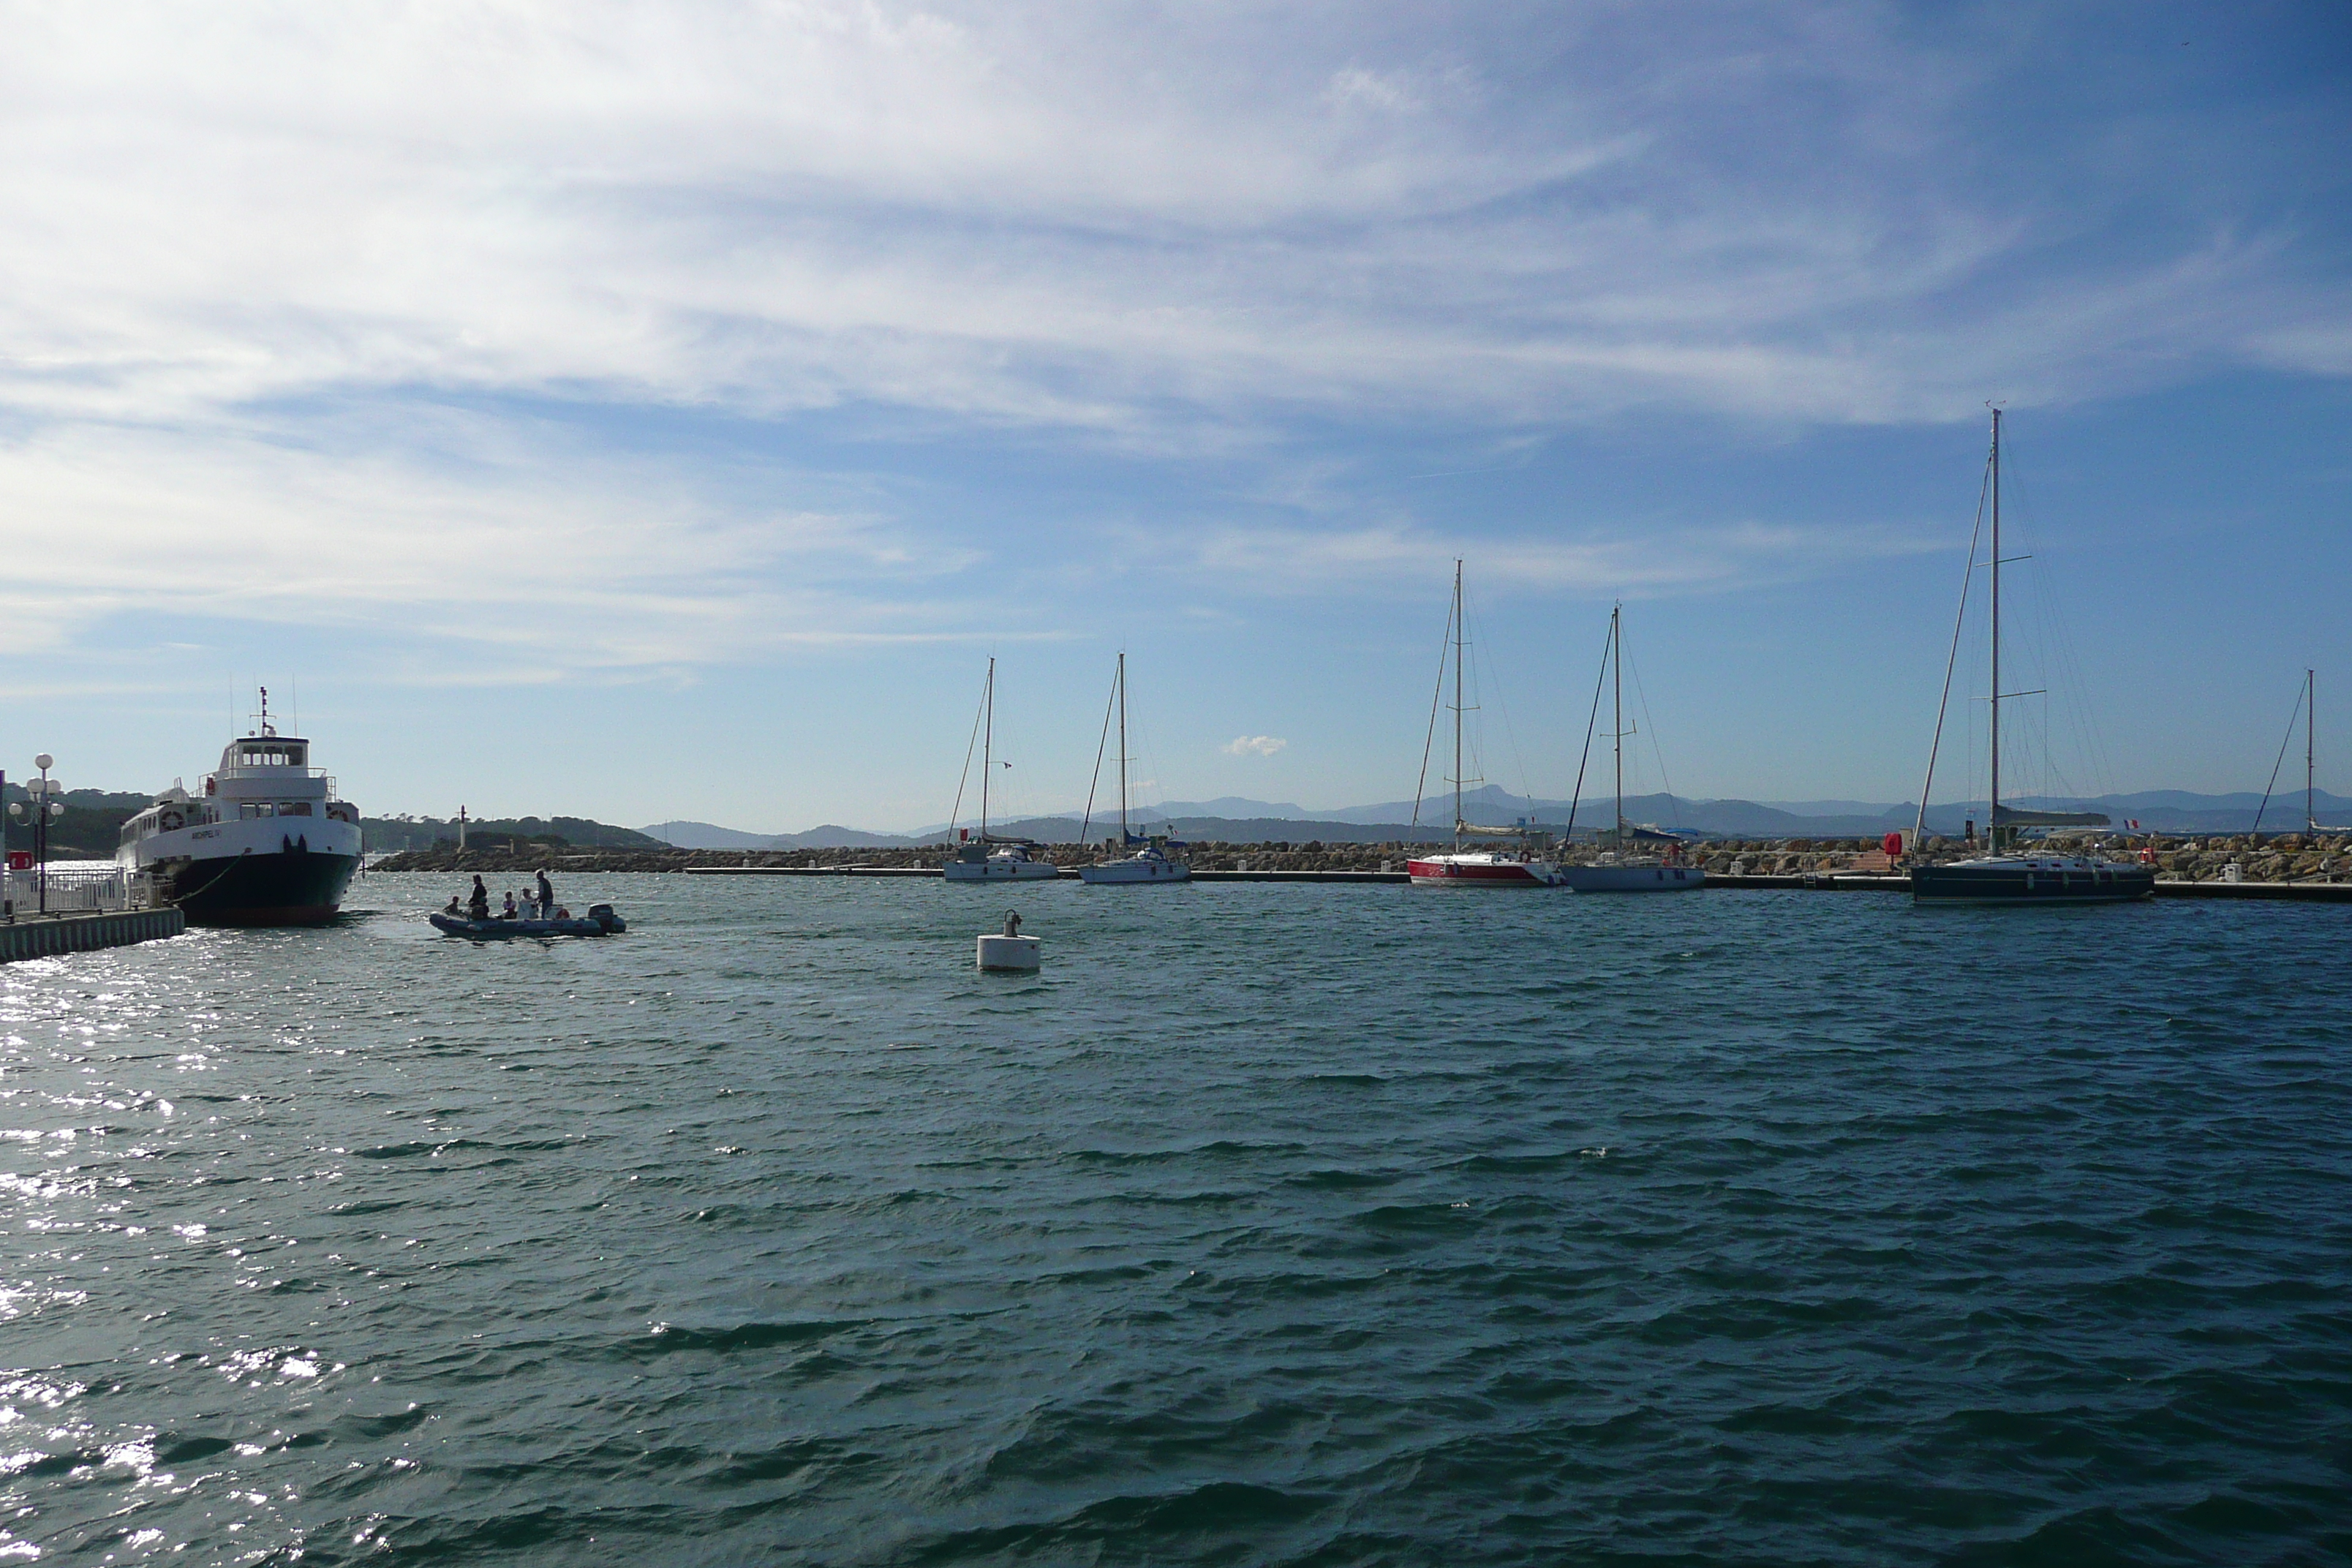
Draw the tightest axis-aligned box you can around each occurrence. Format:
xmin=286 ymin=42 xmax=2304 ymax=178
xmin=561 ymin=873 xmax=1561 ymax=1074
xmin=5 ymin=862 xmax=141 ymax=916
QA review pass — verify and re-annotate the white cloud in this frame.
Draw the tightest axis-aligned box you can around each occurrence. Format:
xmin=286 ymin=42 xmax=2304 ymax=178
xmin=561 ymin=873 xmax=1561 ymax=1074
xmin=1186 ymin=518 xmax=1944 ymax=599
xmin=0 ymin=2 xmax=2341 ymax=677
xmin=0 ymin=418 xmax=992 ymax=668
xmin=1224 ymin=735 xmax=1288 ymax=757
xmin=1 ymin=1 xmax=2335 ymax=439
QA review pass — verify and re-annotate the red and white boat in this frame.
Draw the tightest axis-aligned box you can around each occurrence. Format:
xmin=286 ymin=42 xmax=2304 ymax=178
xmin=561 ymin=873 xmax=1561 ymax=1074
xmin=1405 ymin=562 xmax=1571 ymax=888
xmin=1407 ymin=848 xmax=1569 ymax=886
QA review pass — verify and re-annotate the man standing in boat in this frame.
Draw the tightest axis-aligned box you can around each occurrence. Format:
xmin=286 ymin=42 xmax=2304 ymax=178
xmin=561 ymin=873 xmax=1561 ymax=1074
xmin=468 ymin=875 xmax=490 ymax=920
xmin=536 ymin=867 xmax=554 ymax=914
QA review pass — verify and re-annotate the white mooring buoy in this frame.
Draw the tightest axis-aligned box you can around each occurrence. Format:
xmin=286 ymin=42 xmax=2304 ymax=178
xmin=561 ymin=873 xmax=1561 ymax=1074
xmin=977 ymin=910 xmax=1041 ymax=971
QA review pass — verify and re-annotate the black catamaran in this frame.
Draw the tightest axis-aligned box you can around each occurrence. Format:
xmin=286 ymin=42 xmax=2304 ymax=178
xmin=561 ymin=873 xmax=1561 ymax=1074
xmin=1910 ymin=409 xmax=2155 ymax=905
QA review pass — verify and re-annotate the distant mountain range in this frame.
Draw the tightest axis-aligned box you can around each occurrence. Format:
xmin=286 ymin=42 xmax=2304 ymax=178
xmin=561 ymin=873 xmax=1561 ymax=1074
xmin=644 ymin=784 xmax=2352 ymax=848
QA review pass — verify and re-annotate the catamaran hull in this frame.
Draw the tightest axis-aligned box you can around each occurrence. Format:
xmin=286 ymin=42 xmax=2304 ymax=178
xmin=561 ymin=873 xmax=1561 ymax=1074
xmin=1558 ymin=864 xmax=1706 ymax=892
xmin=1406 ymin=856 xmax=1567 ymax=886
xmin=1912 ymin=862 xmax=2155 ymax=904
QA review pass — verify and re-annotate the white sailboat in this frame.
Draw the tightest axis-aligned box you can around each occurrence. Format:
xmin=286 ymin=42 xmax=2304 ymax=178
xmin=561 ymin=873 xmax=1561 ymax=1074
xmin=942 ymin=657 xmax=1059 ymax=882
xmin=1556 ymin=604 xmax=1705 ymax=892
xmin=1911 ymin=408 xmax=2153 ymax=904
xmin=1406 ymin=562 xmax=1571 ymax=886
xmin=2252 ymin=668 xmax=2337 ymax=835
xmin=1079 ymin=652 xmax=1191 ymax=885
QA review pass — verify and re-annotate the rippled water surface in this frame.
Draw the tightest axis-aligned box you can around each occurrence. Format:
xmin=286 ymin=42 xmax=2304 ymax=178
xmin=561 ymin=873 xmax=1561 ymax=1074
xmin=4 ymin=873 xmax=2348 ymax=1564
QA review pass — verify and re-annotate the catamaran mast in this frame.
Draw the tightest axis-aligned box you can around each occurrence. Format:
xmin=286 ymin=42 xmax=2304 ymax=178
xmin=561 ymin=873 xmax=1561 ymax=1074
xmin=1988 ymin=408 xmax=2003 ymax=851
xmin=1452 ymin=562 xmax=1465 ymax=853
xmin=1612 ymin=605 xmax=1626 ymax=846
xmin=1117 ymin=652 xmax=1129 ymax=843
xmin=979 ymin=657 xmax=995 ymax=840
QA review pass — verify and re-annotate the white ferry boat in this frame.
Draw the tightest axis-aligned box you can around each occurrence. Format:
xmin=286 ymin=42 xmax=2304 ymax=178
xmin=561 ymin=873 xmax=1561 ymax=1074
xmin=116 ymin=696 xmax=362 ymax=924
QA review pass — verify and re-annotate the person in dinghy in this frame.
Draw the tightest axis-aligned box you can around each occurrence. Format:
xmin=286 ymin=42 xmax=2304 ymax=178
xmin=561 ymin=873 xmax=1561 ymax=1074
xmin=429 ymin=877 xmax=627 ymax=940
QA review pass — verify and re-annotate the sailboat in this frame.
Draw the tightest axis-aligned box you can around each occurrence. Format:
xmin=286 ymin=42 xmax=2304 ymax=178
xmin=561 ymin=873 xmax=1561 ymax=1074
xmin=1556 ymin=604 xmax=1705 ymax=893
xmin=1079 ymin=652 xmax=1191 ymax=884
xmin=1405 ymin=562 xmax=1571 ymax=886
xmin=1911 ymin=409 xmax=2155 ymax=904
xmin=2252 ymin=669 xmax=2338 ymax=835
xmin=942 ymin=657 xmax=1059 ymax=882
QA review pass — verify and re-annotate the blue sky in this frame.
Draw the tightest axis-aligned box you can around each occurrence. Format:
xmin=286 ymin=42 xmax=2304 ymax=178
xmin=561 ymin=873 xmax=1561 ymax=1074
xmin=3 ymin=1 xmax=2347 ymax=831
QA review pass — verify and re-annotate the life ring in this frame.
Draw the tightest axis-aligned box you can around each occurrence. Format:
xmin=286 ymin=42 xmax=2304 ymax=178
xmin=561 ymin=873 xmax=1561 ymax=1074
xmin=158 ymin=809 xmax=184 ymax=832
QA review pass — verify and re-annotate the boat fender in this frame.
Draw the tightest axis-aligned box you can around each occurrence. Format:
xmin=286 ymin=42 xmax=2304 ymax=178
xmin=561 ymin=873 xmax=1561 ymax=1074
xmin=158 ymin=809 xmax=183 ymax=832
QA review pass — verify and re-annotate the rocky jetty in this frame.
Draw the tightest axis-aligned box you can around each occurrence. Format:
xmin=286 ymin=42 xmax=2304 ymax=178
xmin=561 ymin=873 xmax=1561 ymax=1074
xmin=372 ymin=833 xmax=2352 ymax=883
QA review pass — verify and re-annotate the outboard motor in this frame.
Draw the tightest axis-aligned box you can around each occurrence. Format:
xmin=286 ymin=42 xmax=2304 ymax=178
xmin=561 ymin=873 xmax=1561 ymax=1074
xmin=588 ymin=902 xmax=625 ymax=933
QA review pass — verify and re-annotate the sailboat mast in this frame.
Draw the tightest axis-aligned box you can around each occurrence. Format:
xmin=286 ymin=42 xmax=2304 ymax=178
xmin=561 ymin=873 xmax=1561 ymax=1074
xmin=1452 ymin=562 xmax=1466 ymax=851
xmin=1117 ymin=652 xmax=1129 ymax=841
xmin=1613 ymin=605 xmax=1624 ymax=845
xmin=2309 ymin=667 xmax=2318 ymax=834
xmin=1988 ymin=408 xmax=2002 ymax=851
xmin=979 ymin=657 xmax=995 ymax=839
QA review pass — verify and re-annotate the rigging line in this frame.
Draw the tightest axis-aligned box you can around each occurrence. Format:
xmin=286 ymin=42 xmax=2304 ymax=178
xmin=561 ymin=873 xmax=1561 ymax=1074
xmin=1624 ymin=634 xmax=1681 ymax=832
xmin=1411 ymin=589 xmax=1455 ymax=826
xmin=1078 ymin=662 xmax=1119 ymax=847
xmin=1465 ymin=587 xmax=1537 ymax=822
xmin=1564 ymin=617 xmax=1612 ymax=843
xmin=946 ymin=662 xmax=990 ymax=838
xmin=2252 ymin=679 xmax=2309 ymax=837
xmin=1915 ymin=456 xmax=1992 ymax=845
xmin=2008 ymin=437 xmax=2117 ymax=804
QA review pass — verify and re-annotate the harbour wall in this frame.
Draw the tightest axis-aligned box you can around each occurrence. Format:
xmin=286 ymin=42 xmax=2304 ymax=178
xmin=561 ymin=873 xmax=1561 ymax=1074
xmin=378 ymin=832 xmax=2352 ymax=889
xmin=0 ymin=907 xmax=186 ymax=962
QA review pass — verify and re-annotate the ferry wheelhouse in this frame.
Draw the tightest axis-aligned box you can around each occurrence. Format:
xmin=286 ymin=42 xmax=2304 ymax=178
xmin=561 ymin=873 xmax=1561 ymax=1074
xmin=116 ymin=711 xmax=362 ymax=925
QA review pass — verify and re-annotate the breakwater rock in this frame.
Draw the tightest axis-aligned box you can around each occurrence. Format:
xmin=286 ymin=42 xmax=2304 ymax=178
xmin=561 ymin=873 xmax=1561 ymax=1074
xmin=372 ymin=833 xmax=2352 ymax=884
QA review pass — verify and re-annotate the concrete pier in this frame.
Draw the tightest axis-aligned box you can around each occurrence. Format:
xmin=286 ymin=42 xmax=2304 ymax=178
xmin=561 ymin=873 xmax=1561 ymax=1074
xmin=0 ymin=908 xmax=186 ymax=962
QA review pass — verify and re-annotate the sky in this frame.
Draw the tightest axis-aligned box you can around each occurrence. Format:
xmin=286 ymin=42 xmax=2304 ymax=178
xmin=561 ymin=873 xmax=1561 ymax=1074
xmin=3 ymin=1 xmax=2348 ymax=832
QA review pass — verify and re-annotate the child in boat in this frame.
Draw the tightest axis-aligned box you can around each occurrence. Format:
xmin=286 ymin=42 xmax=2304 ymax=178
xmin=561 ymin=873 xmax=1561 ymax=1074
xmin=500 ymin=892 xmax=518 ymax=919
xmin=443 ymin=895 xmax=462 ymax=916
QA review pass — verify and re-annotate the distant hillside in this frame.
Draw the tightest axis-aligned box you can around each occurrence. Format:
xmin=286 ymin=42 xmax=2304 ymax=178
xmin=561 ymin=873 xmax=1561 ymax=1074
xmin=363 ymin=814 xmax=663 ymax=853
xmin=636 ymin=821 xmax=917 ymax=850
xmin=1 ymin=785 xmax=151 ymax=859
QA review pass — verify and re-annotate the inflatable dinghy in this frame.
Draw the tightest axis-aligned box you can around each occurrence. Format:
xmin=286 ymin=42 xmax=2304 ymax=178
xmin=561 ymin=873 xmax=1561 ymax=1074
xmin=430 ymin=902 xmax=626 ymax=939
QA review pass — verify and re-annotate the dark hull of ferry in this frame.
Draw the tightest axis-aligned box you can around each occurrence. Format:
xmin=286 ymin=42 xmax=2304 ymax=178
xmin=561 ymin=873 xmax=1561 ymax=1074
xmin=151 ymin=847 xmax=361 ymax=926
xmin=1912 ymin=863 xmax=2156 ymax=905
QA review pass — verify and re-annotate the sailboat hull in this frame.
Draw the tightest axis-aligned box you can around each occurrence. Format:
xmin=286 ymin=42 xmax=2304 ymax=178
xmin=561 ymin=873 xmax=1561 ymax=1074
xmin=943 ymin=859 xmax=1060 ymax=881
xmin=1912 ymin=857 xmax=2155 ymax=904
xmin=1078 ymin=856 xmax=1190 ymax=884
xmin=1407 ymin=853 xmax=1567 ymax=886
xmin=1557 ymin=863 xmax=1705 ymax=892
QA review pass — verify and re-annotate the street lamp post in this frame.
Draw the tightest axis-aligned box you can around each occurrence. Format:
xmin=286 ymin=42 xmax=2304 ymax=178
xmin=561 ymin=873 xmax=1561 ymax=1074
xmin=8 ymin=755 xmax=65 ymax=916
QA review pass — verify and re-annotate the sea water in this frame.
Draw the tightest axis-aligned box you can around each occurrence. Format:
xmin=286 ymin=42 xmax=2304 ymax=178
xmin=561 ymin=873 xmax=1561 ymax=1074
xmin=3 ymin=874 xmax=2346 ymax=1564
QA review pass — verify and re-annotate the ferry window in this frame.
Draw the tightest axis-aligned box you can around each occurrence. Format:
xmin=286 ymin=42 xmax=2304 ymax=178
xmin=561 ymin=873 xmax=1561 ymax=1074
xmin=240 ymin=802 xmax=276 ymax=818
xmin=286 ymin=747 xmax=305 ymax=766
xmin=281 ymin=802 xmax=312 ymax=815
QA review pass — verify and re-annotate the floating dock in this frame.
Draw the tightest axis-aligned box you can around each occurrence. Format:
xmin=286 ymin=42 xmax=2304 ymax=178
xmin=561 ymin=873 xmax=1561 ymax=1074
xmin=0 ymin=908 xmax=187 ymax=962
